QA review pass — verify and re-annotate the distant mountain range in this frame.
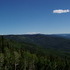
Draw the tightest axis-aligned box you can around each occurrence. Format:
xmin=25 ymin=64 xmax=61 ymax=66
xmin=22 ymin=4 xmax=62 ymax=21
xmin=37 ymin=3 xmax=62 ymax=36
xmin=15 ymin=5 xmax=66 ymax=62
xmin=51 ymin=34 xmax=70 ymax=38
xmin=3 ymin=34 xmax=70 ymax=54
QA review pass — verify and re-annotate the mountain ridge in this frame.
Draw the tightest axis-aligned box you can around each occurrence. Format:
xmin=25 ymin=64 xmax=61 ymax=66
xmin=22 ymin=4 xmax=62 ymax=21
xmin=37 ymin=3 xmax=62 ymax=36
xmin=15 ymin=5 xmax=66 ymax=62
xmin=2 ymin=34 xmax=70 ymax=53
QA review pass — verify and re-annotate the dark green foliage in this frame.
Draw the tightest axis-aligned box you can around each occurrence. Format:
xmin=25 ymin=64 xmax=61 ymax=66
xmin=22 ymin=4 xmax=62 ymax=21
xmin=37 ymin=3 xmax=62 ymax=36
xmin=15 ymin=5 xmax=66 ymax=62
xmin=4 ymin=34 xmax=70 ymax=52
xmin=0 ymin=35 xmax=70 ymax=70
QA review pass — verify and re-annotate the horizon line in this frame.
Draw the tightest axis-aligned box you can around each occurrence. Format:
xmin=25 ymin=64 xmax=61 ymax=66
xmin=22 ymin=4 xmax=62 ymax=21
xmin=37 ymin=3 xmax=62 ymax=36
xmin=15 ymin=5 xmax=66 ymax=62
xmin=0 ymin=33 xmax=70 ymax=35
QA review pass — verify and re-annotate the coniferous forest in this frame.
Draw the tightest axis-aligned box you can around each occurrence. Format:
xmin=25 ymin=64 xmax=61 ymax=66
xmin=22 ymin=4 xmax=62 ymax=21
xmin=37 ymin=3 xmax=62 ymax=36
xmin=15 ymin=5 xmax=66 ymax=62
xmin=0 ymin=35 xmax=70 ymax=70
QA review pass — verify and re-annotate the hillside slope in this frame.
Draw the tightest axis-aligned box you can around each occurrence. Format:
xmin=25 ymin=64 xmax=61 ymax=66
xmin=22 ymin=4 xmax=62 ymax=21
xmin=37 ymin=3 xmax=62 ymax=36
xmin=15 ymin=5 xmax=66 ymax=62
xmin=4 ymin=34 xmax=70 ymax=52
xmin=0 ymin=35 xmax=70 ymax=70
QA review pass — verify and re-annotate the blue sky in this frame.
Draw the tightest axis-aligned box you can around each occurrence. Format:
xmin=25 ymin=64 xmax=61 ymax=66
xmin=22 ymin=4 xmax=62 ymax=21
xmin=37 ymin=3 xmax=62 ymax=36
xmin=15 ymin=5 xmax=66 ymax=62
xmin=0 ymin=0 xmax=70 ymax=34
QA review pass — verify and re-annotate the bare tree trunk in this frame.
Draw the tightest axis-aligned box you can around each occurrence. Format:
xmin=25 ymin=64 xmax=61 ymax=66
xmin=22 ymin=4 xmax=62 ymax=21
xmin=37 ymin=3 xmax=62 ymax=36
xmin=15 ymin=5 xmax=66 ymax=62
xmin=23 ymin=60 xmax=27 ymax=70
xmin=15 ymin=63 xmax=18 ymax=70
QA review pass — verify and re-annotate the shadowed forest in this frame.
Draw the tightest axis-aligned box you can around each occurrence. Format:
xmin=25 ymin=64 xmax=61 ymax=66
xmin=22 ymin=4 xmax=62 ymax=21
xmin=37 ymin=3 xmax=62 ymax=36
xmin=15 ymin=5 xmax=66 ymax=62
xmin=0 ymin=35 xmax=70 ymax=70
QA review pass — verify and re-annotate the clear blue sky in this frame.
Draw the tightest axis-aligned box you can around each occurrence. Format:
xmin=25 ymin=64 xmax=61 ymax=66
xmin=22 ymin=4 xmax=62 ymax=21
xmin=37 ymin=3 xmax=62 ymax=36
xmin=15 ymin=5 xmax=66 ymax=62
xmin=0 ymin=0 xmax=70 ymax=34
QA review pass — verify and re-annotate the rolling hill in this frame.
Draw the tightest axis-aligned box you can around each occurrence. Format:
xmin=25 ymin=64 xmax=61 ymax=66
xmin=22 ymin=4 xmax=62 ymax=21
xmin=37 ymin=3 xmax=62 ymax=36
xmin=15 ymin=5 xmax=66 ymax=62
xmin=0 ymin=34 xmax=70 ymax=70
xmin=4 ymin=34 xmax=70 ymax=52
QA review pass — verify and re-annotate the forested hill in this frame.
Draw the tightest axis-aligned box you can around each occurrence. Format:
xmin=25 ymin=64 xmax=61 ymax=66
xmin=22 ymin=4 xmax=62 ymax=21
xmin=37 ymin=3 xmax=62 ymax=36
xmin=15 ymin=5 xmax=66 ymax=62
xmin=0 ymin=35 xmax=70 ymax=70
xmin=4 ymin=34 xmax=70 ymax=52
